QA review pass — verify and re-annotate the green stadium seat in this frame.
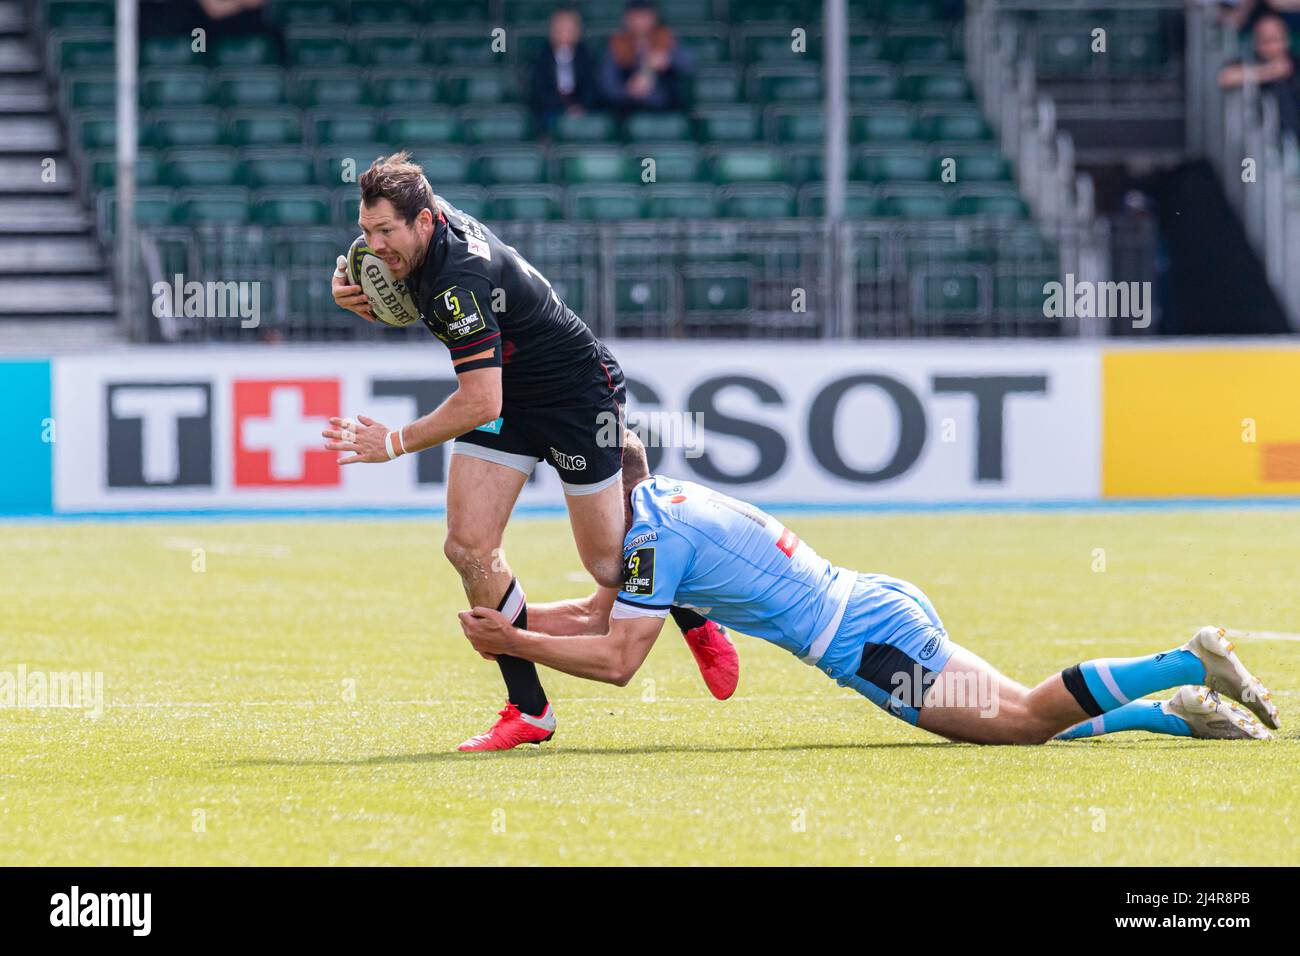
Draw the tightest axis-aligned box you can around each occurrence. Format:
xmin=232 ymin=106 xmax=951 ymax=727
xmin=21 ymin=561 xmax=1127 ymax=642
xmin=436 ymin=186 xmax=489 ymax=220
xmin=1112 ymin=29 xmax=1166 ymax=75
xmin=66 ymin=75 xmax=115 ymax=109
xmin=781 ymin=146 xmax=824 ymax=184
xmin=741 ymin=27 xmax=817 ymax=64
xmin=902 ymin=70 xmax=971 ymax=102
xmin=357 ymin=30 xmax=426 ymax=67
xmin=734 ymin=2 xmax=810 ymax=25
xmin=386 ymin=109 xmax=460 ymax=145
xmin=553 ymin=112 xmax=619 ymax=143
xmin=139 ymin=35 xmax=198 ymax=68
xmin=952 ymin=186 xmax=1029 ymax=218
xmin=886 ymin=29 xmax=954 ymax=63
xmin=850 ymin=34 xmax=887 ymax=65
xmin=215 ymin=34 xmax=280 ymax=67
xmin=630 ymin=144 xmax=702 ymax=182
xmin=442 ymin=70 xmax=519 ymax=105
xmin=294 ymin=71 xmax=369 ymax=107
xmin=230 ymin=108 xmax=302 ymax=146
xmin=849 ymin=0 xmax=886 ymax=19
xmin=751 ymin=65 xmax=822 ymax=102
xmin=176 ymin=188 xmax=252 ymax=226
xmin=710 ymin=147 xmax=790 ymax=184
xmin=856 ymin=146 xmax=931 ymax=181
xmin=770 ymin=107 xmax=825 ymax=143
xmin=48 ymin=1 xmax=114 ymax=29
xmin=567 ymin=185 xmax=645 ymax=221
xmin=920 ymin=270 xmax=984 ymax=313
xmin=995 ymin=272 xmax=1056 ymax=310
xmin=243 ymin=149 xmax=316 ymax=187
xmin=141 ymin=69 xmax=212 ymax=108
xmin=676 ymin=28 xmax=730 ymax=64
xmin=919 ymin=108 xmax=991 ymax=142
xmin=626 ymin=112 xmax=693 ymax=142
xmin=487 ymin=186 xmax=563 ymax=221
xmin=694 ymin=105 xmax=761 ymax=142
xmin=876 ymin=185 xmax=951 ymax=217
xmin=99 ymin=188 xmax=177 ymax=233
xmin=903 ymin=233 xmax=992 ymax=267
xmin=995 ymin=225 xmax=1056 ymax=264
xmin=940 ymin=147 xmax=1011 ymax=182
xmin=690 ymin=66 xmax=743 ymax=104
xmin=285 ymin=30 xmax=354 ymax=67
xmin=884 ymin=0 xmax=941 ymax=21
xmin=422 ymin=0 xmax=494 ymax=22
xmin=75 ymin=111 xmax=116 ymax=149
xmin=316 ymin=145 xmax=385 ymax=186
xmin=55 ymin=35 xmax=115 ymax=70
xmin=616 ymin=276 xmax=671 ymax=315
xmin=504 ymin=0 xmax=571 ymax=23
xmin=684 ymin=272 xmax=750 ymax=312
xmin=719 ymin=184 xmax=796 ymax=217
xmin=476 ymin=147 xmax=548 ymax=185
xmin=853 ymin=107 xmax=917 ymax=143
xmin=150 ymin=111 xmax=225 ymax=149
xmin=463 ymin=106 xmax=532 ymax=144
xmin=85 ymin=150 xmax=163 ymax=189
xmin=409 ymin=148 xmax=475 ymax=185
xmin=1034 ymin=26 xmax=1094 ymax=77
xmin=312 ymin=113 xmax=382 ymax=145
xmin=215 ymin=68 xmax=287 ymax=107
xmin=163 ymin=148 xmax=243 ymax=187
xmin=253 ymin=188 xmax=332 ymax=225
xmin=645 ymin=184 xmax=719 ymax=219
xmin=797 ymin=183 xmax=878 ymax=217
xmin=352 ymin=0 xmax=418 ymax=24
xmin=370 ymin=71 xmax=439 ymax=105
xmin=438 ymin=31 xmax=499 ymax=66
xmin=848 ymin=67 xmax=901 ymax=101
xmin=557 ymin=148 xmax=632 ymax=184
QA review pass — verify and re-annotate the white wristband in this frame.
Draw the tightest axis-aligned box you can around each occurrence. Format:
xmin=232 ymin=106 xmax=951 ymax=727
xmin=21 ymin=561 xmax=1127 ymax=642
xmin=385 ymin=428 xmax=407 ymax=460
xmin=385 ymin=430 xmax=400 ymax=460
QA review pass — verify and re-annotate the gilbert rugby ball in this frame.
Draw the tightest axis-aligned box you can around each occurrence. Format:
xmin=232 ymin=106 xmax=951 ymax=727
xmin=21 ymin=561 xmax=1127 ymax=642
xmin=344 ymin=235 xmax=420 ymax=327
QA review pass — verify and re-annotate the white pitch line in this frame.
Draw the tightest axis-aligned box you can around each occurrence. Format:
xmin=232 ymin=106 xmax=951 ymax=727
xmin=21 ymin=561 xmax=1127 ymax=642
xmin=1224 ymin=629 xmax=1300 ymax=642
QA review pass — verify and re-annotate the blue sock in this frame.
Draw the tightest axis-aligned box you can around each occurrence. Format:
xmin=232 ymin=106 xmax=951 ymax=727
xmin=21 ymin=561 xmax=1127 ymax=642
xmin=1077 ymin=649 xmax=1205 ymax=712
xmin=1056 ymin=700 xmax=1193 ymax=739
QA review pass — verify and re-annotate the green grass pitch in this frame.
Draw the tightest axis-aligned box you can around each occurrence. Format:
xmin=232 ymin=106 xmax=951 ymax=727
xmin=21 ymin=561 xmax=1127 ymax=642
xmin=2 ymin=508 xmax=1297 ymax=866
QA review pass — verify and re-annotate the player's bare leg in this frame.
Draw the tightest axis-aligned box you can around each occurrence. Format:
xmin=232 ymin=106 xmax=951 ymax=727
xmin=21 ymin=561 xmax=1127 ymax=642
xmin=563 ymin=461 xmax=740 ymax=699
xmin=444 ymin=452 xmax=555 ymax=750
xmin=916 ymin=632 xmax=1276 ymax=744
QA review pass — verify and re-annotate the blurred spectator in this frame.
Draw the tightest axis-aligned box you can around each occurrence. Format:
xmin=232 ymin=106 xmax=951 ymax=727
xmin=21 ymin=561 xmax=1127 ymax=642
xmin=529 ymin=5 xmax=598 ymax=135
xmin=597 ymin=0 xmax=694 ymax=114
xmin=1219 ymin=0 xmax=1300 ymax=38
xmin=1219 ymin=14 xmax=1300 ymax=137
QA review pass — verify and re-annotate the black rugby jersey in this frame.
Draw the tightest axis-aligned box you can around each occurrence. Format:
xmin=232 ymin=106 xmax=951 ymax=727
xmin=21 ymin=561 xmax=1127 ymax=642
xmin=408 ymin=197 xmax=608 ymax=405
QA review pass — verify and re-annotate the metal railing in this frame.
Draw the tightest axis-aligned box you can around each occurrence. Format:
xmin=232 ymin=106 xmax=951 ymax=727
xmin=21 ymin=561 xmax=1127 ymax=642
xmin=137 ymin=216 xmax=1072 ymax=342
xmin=965 ymin=0 xmax=1110 ymax=335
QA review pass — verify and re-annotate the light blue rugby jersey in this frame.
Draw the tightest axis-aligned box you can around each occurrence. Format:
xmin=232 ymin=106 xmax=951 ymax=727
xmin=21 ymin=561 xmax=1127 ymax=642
xmin=612 ymin=476 xmax=856 ymax=663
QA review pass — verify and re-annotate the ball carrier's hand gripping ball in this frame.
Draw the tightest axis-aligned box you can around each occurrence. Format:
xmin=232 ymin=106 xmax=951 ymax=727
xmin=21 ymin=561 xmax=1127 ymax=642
xmin=340 ymin=236 xmax=420 ymax=327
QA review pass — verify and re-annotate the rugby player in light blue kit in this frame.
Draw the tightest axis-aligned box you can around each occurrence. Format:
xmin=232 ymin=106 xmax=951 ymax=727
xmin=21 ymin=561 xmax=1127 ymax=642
xmin=459 ymin=433 xmax=1280 ymax=744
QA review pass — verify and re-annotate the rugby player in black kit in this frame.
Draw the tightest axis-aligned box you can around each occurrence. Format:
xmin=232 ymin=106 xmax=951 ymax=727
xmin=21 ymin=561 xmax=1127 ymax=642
xmin=327 ymin=152 xmax=737 ymax=750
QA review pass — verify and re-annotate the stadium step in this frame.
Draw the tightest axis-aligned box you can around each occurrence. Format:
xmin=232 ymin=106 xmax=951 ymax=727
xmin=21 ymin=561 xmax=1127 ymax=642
xmin=0 ymin=37 xmax=38 ymax=73
xmin=0 ymin=276 xmax=114 ymax=315
xmin=0 ymin=76 xmax=49 ymax=112
xmin=0 ymin=236 xmax=104 ymax=275
xmin=0 ymin=113 xmax=62 ymax=152
xmin=0 ymin=154 xmax=74 ymax=194
xmin=0 ymin=195 xmax=91 ymax=233
xmin=0 ymin=2 xmax=24 ymax=37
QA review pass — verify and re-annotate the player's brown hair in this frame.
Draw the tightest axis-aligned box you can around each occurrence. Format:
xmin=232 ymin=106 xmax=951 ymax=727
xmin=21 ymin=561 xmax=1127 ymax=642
xmin=358 ymin=151 xmax=435 ymax=224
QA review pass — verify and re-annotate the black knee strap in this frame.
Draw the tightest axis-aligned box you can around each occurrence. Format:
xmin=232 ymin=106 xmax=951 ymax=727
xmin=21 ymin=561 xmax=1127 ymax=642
xmin=1061 ymin=664 xmax=1104 ymax=717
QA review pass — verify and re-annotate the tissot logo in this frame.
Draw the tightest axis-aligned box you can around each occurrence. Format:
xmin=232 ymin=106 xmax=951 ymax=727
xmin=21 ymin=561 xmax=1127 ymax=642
xmin=106 ymin=382 xmax=212 ymax=487
xmin=233 ymin=379 xmax=339 ymax=487
xmin=49 ymin=886 xmax=151 ymax=936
